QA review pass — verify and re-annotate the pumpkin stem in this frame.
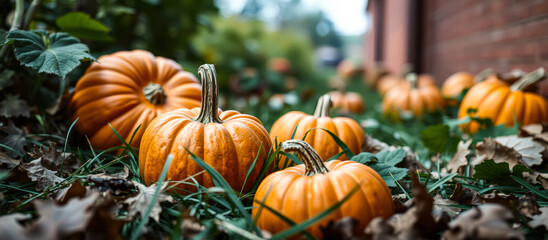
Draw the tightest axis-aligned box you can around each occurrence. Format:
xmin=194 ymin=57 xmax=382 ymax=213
xmin=195 ymin=64 xmax=223 ymax=124
xmin=473 ymin=68 xmax=494 ymax=83
xmin=281 ymin=139 xmax=330 ymax=176
xmin=313 ymin=94 xmax=332 ymax=118
xmin=143 ymin=83 xmax=167 ymax=105
xmin=510 ymin=67 xmax=546 ymax=91
xmin=406 ymin=73 xmax=418 ymax=89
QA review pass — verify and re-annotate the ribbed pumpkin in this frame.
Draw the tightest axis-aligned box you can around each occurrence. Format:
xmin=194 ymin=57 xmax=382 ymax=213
xmin=382 ymin=73 xmax=445 ymax=119
xmin=441 ymin=69 xmax=495 ymax=105
xmin=252 ymin=140 xmax=393 ymax=239
xmin=378 ymin=73 xmax=436 ymax=95
xmin=139 ymin=64 xmax=272 ymax=192
xmin=71 ymin=50 xmax=201 ymax=150
xmin=459 ymin=68 xmax=548 ymax=133
xmin=328 ymin=80 xmax=365 ymax=114
xmin=269 ymin=94 xmax=364 ymax=163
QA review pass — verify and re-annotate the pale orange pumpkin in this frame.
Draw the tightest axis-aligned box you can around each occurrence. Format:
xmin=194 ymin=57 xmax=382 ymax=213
xmin=139 ymin=64 xmax=272 ymax=193
xmin=252 ymin=140 xmax=393 ymax=239
xmin=382 ymin=73 xmax=445 ymax=119
xmin=378 ymin=73 xmax=436 ymax=95
xmin=328 ymin=78 xmax=365 ymax=114
xmin=269 ymin=94 xmax=365 ymax=164
xmin=459 ymin=68 xmax=548 ymax=133
xmin=71 ymin=50 xmax=202 ymax=150
xmin=441 ymin=69 xmax=496 ymax=106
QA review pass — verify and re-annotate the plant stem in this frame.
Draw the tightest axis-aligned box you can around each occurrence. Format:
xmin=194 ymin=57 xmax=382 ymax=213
xmin=23 ymin=0 xmax=44 ymax=30
xmin=510 ymin=67 xmax=546 ymax=91
xmin=0 ymin=0 xmax=25 ymax=62
xmin=313 ymin=94 xmax=332 ymax=118
xmin=143 ymin=82 xmax=167 ymax=104
xmin=194 ymin=64 xmax=222 ymax=124
xmin=474 ymin=68 xmax=494 ymax=83
xmin=281 ymin=139 xmax=329 ymax=176
xmin=406 ymin=73 xmax=418 ymax=89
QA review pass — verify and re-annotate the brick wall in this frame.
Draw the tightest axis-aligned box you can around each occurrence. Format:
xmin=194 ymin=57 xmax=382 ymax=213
xmin=422 ymin=0 xmax=548 ymax=83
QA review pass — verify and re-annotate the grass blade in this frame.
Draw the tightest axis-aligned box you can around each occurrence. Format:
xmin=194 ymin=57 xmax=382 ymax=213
xmin=427 ymin=173 xmax=458 ymax=193
xmin=240 ymin=144 xmax=262 ymax=195
xmin=303 ymin=127 xmax=355 ymax=159
xmin=511 ymin=175 xmax=548 ymax=200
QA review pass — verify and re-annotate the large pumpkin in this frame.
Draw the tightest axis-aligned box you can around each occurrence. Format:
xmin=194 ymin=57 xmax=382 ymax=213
xmin=252 ymin=140 xmax=393 ymax=239
xmin=382 ymin=73 xmax=445 ymax=119
xmin=139 ymin=64 xmax=272 ymax=192
xmin=71 ymin=50 xmax=201 ymax=150
xmin=459 ymin=68 xmax=548 ymax=133
xmin=441 ymin=69 xmax=495 ymax=105
xmin=269 ymin=94 xmax=364 ymax=163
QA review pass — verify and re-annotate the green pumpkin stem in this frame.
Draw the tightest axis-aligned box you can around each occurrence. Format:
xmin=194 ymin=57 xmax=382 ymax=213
xmin=474 ymin=68 xmax=494 ymax=83
xmin=510 ymin=67 xmax=546 ymax=91
xmin=281 ymin=140 xmax=329 ymax=176
xmin=195 ymin=64 xmax=223 ymax=124
xmin=313 ymin=94 xmax=332 ymax=118
xmin=143 ymin=82 xmax=166 ymax=105
xmin=406 ymin=73 xmax=418 ymax=89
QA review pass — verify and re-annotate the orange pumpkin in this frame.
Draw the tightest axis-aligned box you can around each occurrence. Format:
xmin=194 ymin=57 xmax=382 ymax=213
xmin=252 ymin=139 xmax=393 ymax=239
xmin=269 ymin=94 xmax=365 ymax=163
xmin=329 ymin=91 xmax=365 ymax=114
xmin=378 ymin=73 xmax=436 ymax=95
xmin=139 ymin=64 xmax=272 ymax=192
xmin=459 ymin=68 xmax=548 ymax=133
xmin=441 ymin=69 xmax=496 ymax=106
xmin=382 ymin=73 xmax=445 ymax=119
xmin=71 ymin=50 xmax=201 ymax=150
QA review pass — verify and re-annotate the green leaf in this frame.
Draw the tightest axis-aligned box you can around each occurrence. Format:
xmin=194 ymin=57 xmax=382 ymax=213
xmin=0 ymin=29 xmax=14 ymax=46
xmin=6 ymin=30 xmax=95 ymax=79
xmin=375 ymin=148 xmax=406 ymax=166
xmin=56 ymin=12 xmax=113 ymax=41
xmin=421 ymin=124 xmax=459 ymax=153
xmin=368 ymin=163 xmax=408 ymax=187
xmin=350 ymin=152 xmax=377 ymax=164
xmin=473 ymin=160 xmax=530 ymax=186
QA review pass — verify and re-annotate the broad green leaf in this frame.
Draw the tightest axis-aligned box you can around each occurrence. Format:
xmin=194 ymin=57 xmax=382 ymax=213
xmin=6 ymin=30 xmax=95 ymax=79
xmin=473 ymin=160 xmax=530 ymax=186
xmin=375 ymin=148 xmax=406 ymax=166
xmin=421 ymin=124 xmax=459 ymax=153
xmin=350 ymin=152 xmax=377 ymax=164
xmin=368 ymin=163 xmax=408 ymax=187
xmin=56 ymin=12 xmax=113 ymax=41
xmin=0 ymin=29 xmax=14 ymax=46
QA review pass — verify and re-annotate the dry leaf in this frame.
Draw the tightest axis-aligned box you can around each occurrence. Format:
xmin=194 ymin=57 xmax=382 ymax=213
xmin=28 ymin=142 xmax=79 ymax=177
xmin=495 ymin=136 xmax=544 ymax=167
xmin=180 ymin=209 xmax=205 ymax=239
xmin=433 ymin=195 xmax=461 ymax=218
xmin=442 ymin=204 xmax=524 ymax=240
xmin=0 ymin=213 xmax=30 ymax=240
xmin=55 ymin=181 xmax=87 ymax=204
xmin=0 ymin=94 xmax=31 ymax=118
xmin=447 ymin=140 xmax=472 ymax=174
xmin=529 ymin=207 xmax=548 ymax=230
xmin=361 ymin=135 xmax=390 ymax=153
xmin=481 ymin=191 xmax=519 ymax=208
xmin=449 ymin=183 xmax=481 ymax=206
xmin=87 ymin=174 xmax=137 ymax=197
xmin=0 ymin=150 xmax=21 ymax=170
xmin=124 ymin=182 xmax=174 ymax=222
xmin=20 ymin=159 xmax=65 ymax=191
xmin=0 ymin=121 xmax=28 ymax=158
xmin=85 ymin=194 xmax=125 ymax=240
xmin=518 ymin=192 xmax=540 ymax=218
xmin=321 ymin=217 xmax=360 ymax=240
xmin=524 ymin=171 xmax=548 ymax=190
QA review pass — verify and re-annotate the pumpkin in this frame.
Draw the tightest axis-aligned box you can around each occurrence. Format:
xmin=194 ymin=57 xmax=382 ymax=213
xmin=378 ymin=73 xmax=436 ymax=95
xmin=139 ymin=64 xmax=272 ymax=192
xmin=71 ymin=50 xmax=202 ymax=150
xmin=337 ymin=59 xmax=363 ymax=79
xmin=252 ymin=139 xmax=393 ymax=239
xmin=382 ymin=73 xmax=445 ymax=119
xmin=269 ymin=94 xmax=365 ymax=164
xmin=441 ymin=69 xmax=495 ymax=105
xmin=458 ymin=68 xmax=548 ymax=133
xmin=328 ymin=80 xmax=365 ymax=114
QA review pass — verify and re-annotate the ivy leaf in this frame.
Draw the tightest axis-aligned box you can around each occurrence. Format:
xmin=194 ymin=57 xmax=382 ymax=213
xmin=350 ymin=152 xmax=377 ymax=164
xmin=368 ymin=163 xmax=408 ymax=187
xmin=473 ymin=159 xmax=530 ymax=186
xmin=0 ymin=94 xmax=30 ymax=118
xmin=421 ymin=124 xmax=459 ymax=153
xmin=56 ymin=12 xmax=113 ymax=42
xmin=6 ymin=30 xmax=95 ymax=79
xmin=375 ymin=148 xmax=406 ymax=166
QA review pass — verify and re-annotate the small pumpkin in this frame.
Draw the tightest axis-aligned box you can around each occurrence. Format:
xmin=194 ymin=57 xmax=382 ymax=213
xmin=378 ymin=73 xmax=436 ymax=95
xmin=139 ymin=64 xmax=272 ymax=192
xmin=71 ymin=50 xmax=202 ymax=150
xmin=459 ymin=68 xmax=548 ymax=133
xmin=337 ymin=59 xmax=363 ymax=79
xmin=252 ymin=140 xmax=393 ymax=239
xmin=382 ymin=73 xmax=445 ymax=119
xmin=328 ymin=80 xmax=365 ymax=114
xmin=441 ymin=69 xmax=495 ymax=105
xmin=269 ymin=94 xmax=365 ymax=163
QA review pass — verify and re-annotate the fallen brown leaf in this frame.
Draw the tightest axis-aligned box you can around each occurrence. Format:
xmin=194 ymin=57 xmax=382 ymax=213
xmin=442 ymin=204 xmax=524 ymax=240
xmin=529 ymin=207 xmax=548 ymax=230
xmin=87 ymin=174 xmax=137 ymax=197
xmin=28 ymin=142 xmax=79 ymax=177
xmin=449 ymin=183 xmax=482 ymax=206
xmin=0 ymin=213 xmax=30 ymax=240
xmin=518 ymin=192 xmax=540 ymax=218
xmin=321 ymin=217 xmax=360 ymax=240
xmin=447 ymin=140 xmax=472 ymax=174
xmin=55 ymin=181 xmax=87 ymax=204
xmin=0 ymin=150 xmax=21 ymax=170
xmin=124 ymin=182 xmax=174 ymax=222
xmin=433 ymin=195 xmax=461 ymax=218
xmin=20 ymin=158 xmax=65 ymax=191
xmin=0 ymin=121 xmax=28 ymax=158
